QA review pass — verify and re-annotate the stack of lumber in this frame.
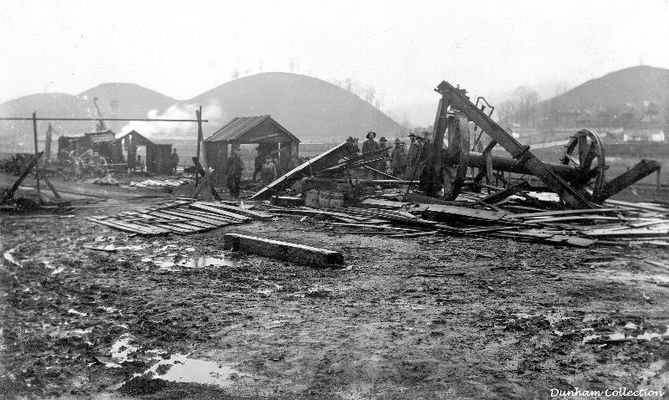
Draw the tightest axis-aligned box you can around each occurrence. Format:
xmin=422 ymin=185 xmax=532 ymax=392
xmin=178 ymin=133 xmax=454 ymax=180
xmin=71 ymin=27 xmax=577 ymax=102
xmin=86 ymin=200 xmax=269 ymax=236
xmin=129 ymin=178 xmax=193 ymax=188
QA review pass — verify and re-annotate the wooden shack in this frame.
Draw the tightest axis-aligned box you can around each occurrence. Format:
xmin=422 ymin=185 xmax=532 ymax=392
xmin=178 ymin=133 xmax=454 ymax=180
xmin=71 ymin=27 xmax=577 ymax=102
xmin=116 ymin=130 xmax=173 ymax=175
xmin=57 ymin=129 xmax=174 ymax=175
xmin=204 ymin=115 xmax=300 ymax=183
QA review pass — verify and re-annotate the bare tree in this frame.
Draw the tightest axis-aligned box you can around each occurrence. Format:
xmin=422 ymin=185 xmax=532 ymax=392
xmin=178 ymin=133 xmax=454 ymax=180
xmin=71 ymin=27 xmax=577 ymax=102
xmin=497 ymin=99 xmax=517 ymax=126
xmin=231 ymin=69 xmax=240 ymax=79
xmin=514 ymin=86 xmax=540 ymax=127
xmin=363 ymin=86 xmax=376 ymax=104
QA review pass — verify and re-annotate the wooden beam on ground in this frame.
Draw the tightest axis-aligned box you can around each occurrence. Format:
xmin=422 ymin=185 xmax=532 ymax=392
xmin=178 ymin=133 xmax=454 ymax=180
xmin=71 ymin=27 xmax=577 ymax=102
xmin=420 ymin=203 xmax=511 ymax=222
xmin=513 ymin=207 xmax=631 ymax=219
xmin=481 ymin=181 xmax=531 ymax=204
xmin=251 ymin=141 xmax=356 ymax=200
xmin=223 ymin=233 xmax=344 ymax=267
xmin=40 ymin=174 xmax=62 ymax=201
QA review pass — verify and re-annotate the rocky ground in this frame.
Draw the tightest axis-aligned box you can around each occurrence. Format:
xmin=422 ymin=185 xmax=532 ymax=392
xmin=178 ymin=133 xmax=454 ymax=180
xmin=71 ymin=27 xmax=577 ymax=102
xmin=1 ymin=176 xmax=668 ymax=399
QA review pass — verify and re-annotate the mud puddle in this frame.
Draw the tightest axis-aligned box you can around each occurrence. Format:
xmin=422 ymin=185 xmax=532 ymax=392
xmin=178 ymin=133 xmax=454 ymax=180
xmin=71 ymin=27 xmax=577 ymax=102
xmin=107 ymin=334 xmax=245 ymax=387
xmin=142 ymin=253 xmax=237 ymax=270
xmin=582 ymin=324 xmax=669 ymax=344
xmin=143 ymin=353 xmax=244 ymax=387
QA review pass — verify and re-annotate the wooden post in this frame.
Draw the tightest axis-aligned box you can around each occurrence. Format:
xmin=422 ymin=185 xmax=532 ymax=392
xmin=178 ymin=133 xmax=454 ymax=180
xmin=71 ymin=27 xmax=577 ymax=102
xmin=425 ymin=96 xmax=450 ymax=196
xmin=195 ymin=106 xmax=203 ymax=186
xmin=32 ymin=112 xmax=41 ymax=203
xmin=223 ymin=233 xmax=345 ymax=267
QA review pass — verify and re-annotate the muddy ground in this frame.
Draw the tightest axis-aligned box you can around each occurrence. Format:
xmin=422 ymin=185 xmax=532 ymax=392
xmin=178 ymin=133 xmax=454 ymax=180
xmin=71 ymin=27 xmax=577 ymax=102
xmin=1 ymin=176 xmax=669 ymax=399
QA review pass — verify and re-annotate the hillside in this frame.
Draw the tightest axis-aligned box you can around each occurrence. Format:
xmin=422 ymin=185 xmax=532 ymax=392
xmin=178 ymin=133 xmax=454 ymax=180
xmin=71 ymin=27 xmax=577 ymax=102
xmin=536 ymin=65 xmax=669 ymax=128
xmin=0 ymin=83 xmax=178 ymax=150
xmin=191 ymin=72 xmax=402 ymax=140
xmin=0 ymin=73 xmax=402 ymax=152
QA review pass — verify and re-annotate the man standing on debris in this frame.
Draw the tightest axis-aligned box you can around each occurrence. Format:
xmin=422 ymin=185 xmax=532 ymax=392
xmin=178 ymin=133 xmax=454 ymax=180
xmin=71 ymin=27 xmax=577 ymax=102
xmin=260 ymin=156 xmax=277 ymax=186
xmin=362 ymin=131 xmax=379 ymax=154
xmin=362 ymin=131 xmax=380 ymax=178
xmin=378 ymin=136 xmax=390 ymax=173
xmin=226 ymin=147 xmax=244 ymax=198
xmin=391 ymin=139 xmax=407 ymax=177
xmin=170 ymin=149 xmax=179 ymax=174
xmin=345 ymin=136 xmax=360 ymax=155
xmin=405 ymin=132 xmax=420 ymax=180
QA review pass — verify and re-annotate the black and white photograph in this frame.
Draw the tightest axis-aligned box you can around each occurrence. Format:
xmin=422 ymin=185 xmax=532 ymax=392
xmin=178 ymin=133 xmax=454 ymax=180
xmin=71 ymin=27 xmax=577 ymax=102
xmin=1 ymin=0 xmax=668 ymax=398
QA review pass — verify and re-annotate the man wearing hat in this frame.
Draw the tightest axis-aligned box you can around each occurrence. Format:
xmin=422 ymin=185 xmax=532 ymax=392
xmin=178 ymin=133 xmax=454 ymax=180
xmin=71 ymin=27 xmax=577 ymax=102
xmin=362 ymin=131 xmax=380 ymax=178
xmin=226 ymin=146 xmax=244 ymax=198
xmin=345 ymin=136 xmax=360 ymax=155
xmin=391 ymin=138 xmax=407 ymax=176
xmin=378 ymin=136 xmax=390 ymax=173
xmin=405 ymin=131 xmax=420 ymax=180
xmin=362 ymin=131 xmax=379 ymax=154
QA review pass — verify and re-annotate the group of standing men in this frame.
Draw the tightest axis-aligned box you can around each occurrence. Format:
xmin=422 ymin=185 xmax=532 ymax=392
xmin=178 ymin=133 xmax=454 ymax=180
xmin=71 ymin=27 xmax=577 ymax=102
xmin=223 ymin=145 xmax=302 ymax=198
xmin=359 ymin=130 xmax=431 ymax=181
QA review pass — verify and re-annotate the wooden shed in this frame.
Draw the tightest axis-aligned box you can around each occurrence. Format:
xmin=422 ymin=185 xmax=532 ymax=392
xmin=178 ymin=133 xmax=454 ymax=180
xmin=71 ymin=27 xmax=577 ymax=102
xmin=204 ymin=115 xmax=300 ymax=182
xmin=116 ymin=130 xmax=173 ymax=175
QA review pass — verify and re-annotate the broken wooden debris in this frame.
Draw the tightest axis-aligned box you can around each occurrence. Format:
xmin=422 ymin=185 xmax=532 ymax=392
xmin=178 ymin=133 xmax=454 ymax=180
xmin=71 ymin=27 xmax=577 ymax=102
xmin=419 ymin=204 xmax=512 ymax=222
xmin=130 ymin=178 xmax=192 ymax=188
xmin=223 ymin=233 xmax=345 ymax=267
xmin=87 ymin=199 xmax=259 ymax=236
xmin=251 ymin=141 xmax=357 ymax=200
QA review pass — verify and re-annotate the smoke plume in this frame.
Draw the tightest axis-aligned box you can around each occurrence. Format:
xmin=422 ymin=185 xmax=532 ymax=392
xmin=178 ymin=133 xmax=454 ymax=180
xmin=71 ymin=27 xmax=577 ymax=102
xmin=120 ymin=102 xmax=226 ymax=139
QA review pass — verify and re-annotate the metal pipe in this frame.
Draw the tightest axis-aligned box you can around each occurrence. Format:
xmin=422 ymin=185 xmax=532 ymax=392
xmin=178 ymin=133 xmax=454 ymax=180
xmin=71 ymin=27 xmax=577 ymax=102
xmin=0 ymin=117 xmax=209 ymax=122
xmin=444 ymin=151 xmax=581 ymax=181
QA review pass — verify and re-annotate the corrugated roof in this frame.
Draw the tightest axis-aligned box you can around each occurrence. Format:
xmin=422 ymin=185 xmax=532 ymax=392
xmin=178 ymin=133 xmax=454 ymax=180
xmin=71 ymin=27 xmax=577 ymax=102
xmin=205 ymin=115 xmax=299 ymax=143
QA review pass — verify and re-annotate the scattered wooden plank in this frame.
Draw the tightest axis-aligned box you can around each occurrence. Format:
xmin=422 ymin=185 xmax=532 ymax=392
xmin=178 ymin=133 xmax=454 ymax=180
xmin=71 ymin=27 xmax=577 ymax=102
xmin=328 ymin=222 xmax=420 ymax=232
xmin=360 ymin=199 xmax=408 ymax=209
xmin=86 ymin=217 xmax=169 ymax=235
xmin=156 ymin=209 xmax=226 ymax=227
xmin=223 ymin=233 xmax=345 ymax=267
xmin=480 ymin=181 xmax=531 ymax=205
xmin=420 ymin=204 xmax=511 ymax=222
xmin=199 ymin=201 xmax=273 ymax=219
xmin=583 ymin=229 xmax=669 ymax=238
xmin=190 ymin=202 xmax=251 ymax=221
xmin=388 ymin=231 xmax=439 ymax=238
xmin=512 ymin=208 xmax=632 ymax=219
xmin=604 ymin=199 xmax=669 ymax=213
xmin=181 ymin=209 xmax=241 ymax=224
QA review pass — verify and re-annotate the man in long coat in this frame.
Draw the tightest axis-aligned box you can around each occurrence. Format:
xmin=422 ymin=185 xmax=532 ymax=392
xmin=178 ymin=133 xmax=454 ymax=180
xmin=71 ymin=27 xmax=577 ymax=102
xmin=390 ymin=139 xmax=407 ymax=177
xmin=226 ymin=147 xmax=244 ymax=198
xmin=362 ymin=131 xmax=380 ymax=179
xmin=405 ymin=132 xmax=420 ymax=180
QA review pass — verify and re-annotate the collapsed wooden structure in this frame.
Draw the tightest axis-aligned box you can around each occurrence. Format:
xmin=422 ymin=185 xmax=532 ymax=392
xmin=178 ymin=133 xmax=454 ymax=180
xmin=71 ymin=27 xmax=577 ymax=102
xmin=249 ymin=80 xmax=662 ymax=210
xmin=57 ymin=130 xmax=175 ymax=175
xmin=425 ymin=81 xmax=662 ymax=207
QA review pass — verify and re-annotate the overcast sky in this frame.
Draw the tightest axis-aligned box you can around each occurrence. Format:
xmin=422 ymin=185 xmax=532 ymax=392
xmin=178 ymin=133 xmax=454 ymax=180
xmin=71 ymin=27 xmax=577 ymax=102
xmin=1 ymin=0 xmax=668 ymax=123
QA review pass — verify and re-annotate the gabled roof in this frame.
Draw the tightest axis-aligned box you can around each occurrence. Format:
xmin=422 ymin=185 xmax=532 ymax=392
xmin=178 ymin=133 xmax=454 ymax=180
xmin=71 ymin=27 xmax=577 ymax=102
xmin=205 ymin=115 xmax=300 ymax=143
xmin=115 ymin=130 xmax=155 ymax=145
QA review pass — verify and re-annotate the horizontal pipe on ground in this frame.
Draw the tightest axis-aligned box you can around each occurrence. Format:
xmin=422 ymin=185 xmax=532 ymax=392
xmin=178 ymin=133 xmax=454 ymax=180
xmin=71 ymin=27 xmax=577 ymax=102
xmin=448 ymin=152 xmax=581 ymax=180
xmin=223 ymin=233 xmax=345 ymax=267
